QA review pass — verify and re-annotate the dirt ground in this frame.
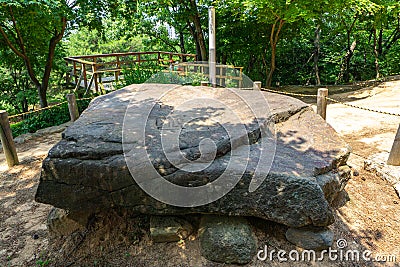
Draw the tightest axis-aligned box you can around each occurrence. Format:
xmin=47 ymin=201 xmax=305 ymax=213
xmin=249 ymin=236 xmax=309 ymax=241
xmin=1 ymin=80 xmax=400 ymax=266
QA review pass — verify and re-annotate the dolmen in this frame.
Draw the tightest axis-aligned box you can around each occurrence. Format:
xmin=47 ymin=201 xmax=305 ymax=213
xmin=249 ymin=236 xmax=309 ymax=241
xmin=35 ymin=84 xmax=351 ymax=264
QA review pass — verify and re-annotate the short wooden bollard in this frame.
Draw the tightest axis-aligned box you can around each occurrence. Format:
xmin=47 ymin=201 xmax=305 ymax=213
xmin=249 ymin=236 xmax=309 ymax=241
xmin=254 ymin=81 xmax=262 ymax=90
xmin=201 ymin=81 xmax=209 ymax=87
xmin=387 ymin=124 xmax=400 ymax=166
xmin=66 ymin=94 xmax=79 ymax=122
xmin=0 ymin=110 xmax=19 ymax=167
xmin=317 ymin=88 xmax=328 ymax=120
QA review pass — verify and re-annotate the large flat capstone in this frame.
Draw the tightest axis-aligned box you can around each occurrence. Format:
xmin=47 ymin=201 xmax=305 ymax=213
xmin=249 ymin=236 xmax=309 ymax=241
xmin=35 ymin=84 xmax=351 ymax=228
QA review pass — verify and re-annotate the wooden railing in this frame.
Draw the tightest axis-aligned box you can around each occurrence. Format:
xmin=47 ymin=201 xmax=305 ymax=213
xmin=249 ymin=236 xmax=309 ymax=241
xmin=176 ymin=62 xmax=244 ymax=88
xmin=65 ymin=51 xmax=197 ymax=93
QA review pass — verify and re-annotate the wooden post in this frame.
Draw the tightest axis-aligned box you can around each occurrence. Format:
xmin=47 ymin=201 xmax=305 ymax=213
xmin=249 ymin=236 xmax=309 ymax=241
xmin=92 ymin=65 xmax=99 ymax=93
xmin=73 ymin=62 xmax=78 ymax=84
xmin=115 ymin=56 xmax=120 ymax=82
xmin=0 ymin=111 xmax=19 ymax=167
xmin=221 ymin=66 xmax=227 ymax=87
xmin=66 ymin=94 xmax=79 ymax=122
xmin=317 ymin=88 xmax=328 ymax=120
xmin=254 ymin=81 xmax=262 ymax=90
xmin=82 ymin=63 xmax=88 ymax=90
xmin=388 ymin=124 xmax=400 ymax=166
xmin=238 ymin=68 xmax=243 ymax=88
xmin=65 ymin=61 xmax=70 ymax=85
xmin=201 ymin=81 xmax=209 ymax=87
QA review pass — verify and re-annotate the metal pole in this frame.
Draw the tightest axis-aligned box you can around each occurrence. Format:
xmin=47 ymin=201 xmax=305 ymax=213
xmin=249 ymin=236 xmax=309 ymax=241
xmin=209 ymin=6 xmax=216 ymax=88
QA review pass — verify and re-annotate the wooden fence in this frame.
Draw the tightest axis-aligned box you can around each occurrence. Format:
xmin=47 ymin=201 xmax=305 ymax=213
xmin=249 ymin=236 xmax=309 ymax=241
xmin=65 ymin=51 xmax=197 ymax=93
xmin=175 ymin=62 xmax=244 ymax=88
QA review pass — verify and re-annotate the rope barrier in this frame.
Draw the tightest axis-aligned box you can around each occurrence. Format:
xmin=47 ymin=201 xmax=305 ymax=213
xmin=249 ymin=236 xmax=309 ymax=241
xmin=261 ymin=87 xmax=316 ymax=98
xmin=8 ymin=101 xmax=67 ymax=119
xmin=325 ymin=96 xmax=400 ymax=117
xmin=258 ymin=87 xmax=400 ymax=117
xmin=7 ymin=97 xmax=94 ymax=120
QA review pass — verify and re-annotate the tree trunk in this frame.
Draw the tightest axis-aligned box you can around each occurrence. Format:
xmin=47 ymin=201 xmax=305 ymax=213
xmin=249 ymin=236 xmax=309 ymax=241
xmin=336 ymin=16 xmax=358 ymax=84
xmin=373 ymin=28 xmax=380 ymax=79
xmin=266 ymin=45 xmax=276 ymax=87
xmin=336 ymin=40 xmax=357 ymax=84
xmin=187 ymin=22 xmax=202 ymax=61
xmin=21 ymin=96 xmax=28 ymax=113
xmin=0 ymin=9 xmax=66 ymax=108
xmin=179 ymin=30 xmax=187 ymax=61
xmin=222 ymin=53 xmax=227 ymax=65
xmin=377 ymin=28 xmax=383 ymax=55
xmin=266 ymin=18 xmax=285 ymax=87
xmin=39 ymin=17 xmax=66 ymax=107
xmin=314 ymin=24 xmax=321 ymax=86
xmin=189 ymin=0 xmax=207 ymax=61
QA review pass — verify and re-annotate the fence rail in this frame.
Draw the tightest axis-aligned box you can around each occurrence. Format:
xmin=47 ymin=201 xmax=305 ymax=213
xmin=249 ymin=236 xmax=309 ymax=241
xmin=65 ymin=51 xmax=197 ymax=93
xmin=176 ymin=62 xmax=244 ymax=88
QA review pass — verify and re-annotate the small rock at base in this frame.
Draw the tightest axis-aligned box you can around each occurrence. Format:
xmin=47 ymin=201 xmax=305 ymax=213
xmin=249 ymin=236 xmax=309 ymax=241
xmin=150 ymin=216 xmax=193 ymax=243
xmin=47 ymin=207 xmax=83 ymax=236
xmin=199 ymin=215 xmax=257 ymax=265
xmin=285 ymin=226 xmax=333 ymax=250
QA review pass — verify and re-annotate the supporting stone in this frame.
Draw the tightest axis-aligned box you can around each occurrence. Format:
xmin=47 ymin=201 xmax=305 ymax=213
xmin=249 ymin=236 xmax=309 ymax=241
xmin=199 ymin=215 xmax=257 ymax=264
xmin=66 ymin=94 xmax=79 ymax=122
xmin=387 ymin=124 xmax=400 ymax=166
xmin=0 ymin=110 xmax=19 ymax=167
xmin=317 ymin=88 xmax=328 ymax=120
xmin=47 ymin=207 xmax=83 ymax=236
xmin=201 ymin=81 xmax=209 ymax=87
xmin=254 ymin=81 xmax=262 ymax=90
xmin=285 ymin=226 xmax=334 ymax=250
xmin=150 ymin=216 xmax=193 ymax=243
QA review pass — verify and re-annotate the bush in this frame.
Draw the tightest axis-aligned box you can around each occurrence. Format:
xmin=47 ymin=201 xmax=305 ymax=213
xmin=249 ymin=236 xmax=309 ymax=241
xmin=10 ymin=98 xmax=91 ymax=138
xmin=121 ymin=62 xmax=164 ymax=86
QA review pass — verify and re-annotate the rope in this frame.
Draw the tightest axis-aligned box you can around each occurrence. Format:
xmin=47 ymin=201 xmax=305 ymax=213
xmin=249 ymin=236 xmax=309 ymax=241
xmin=256 ymin=87 xmax=400 ymax=117
xmin=8 ymin=97 xmax=94 ymax=120
xmin=8 ymin=101 xmax=67 ymax=119
xmin=325 ymin=96 xmax=400 ymax=117
xmin=261 ymin=87 xmax=317 ymax=97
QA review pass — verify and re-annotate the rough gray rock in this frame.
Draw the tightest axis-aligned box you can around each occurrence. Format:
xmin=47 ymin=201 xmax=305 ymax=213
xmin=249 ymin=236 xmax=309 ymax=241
xmin=150 ymin=216 xmax=193 ymax=242
xmin=364 ymin=152 xmax=400 ymax=198
xmin=199 ymin=216 xmax=257 ymax=264
xmin=13 ymin=122 xmax=72 ymax=144
xmin=35 ymin=84 xmax=351 ymax=227
xmin=285 ymin=226 xmax=334 ymax=250
xmin=47 ymin=208 xmax=83 ymax=236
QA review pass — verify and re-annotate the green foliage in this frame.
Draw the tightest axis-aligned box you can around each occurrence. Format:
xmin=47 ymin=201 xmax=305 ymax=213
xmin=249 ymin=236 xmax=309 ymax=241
xmin=121 ymin=62 xmax=164 ymax=86
xmin=0 ymin=0 xmax=400 ymax=117
xmin=65 ymin=21 xmax=146 ymax=56
xmin=10 ymin=98 xmax=91 ymax=138
xmin=146 ymin=71 xmax=206 ymax=86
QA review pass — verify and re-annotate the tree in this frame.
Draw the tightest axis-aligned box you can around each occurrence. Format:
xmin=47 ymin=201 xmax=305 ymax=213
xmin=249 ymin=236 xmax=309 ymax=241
xmin=241 ymin=0 xmax=326 ymax=87
xmin=0 ymin=49 xmax=36 ymax=114
xmin=130 ymin=0 xmax=208 ymax=61
xmin=0 ymin=0 xmax=113 ymax=107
